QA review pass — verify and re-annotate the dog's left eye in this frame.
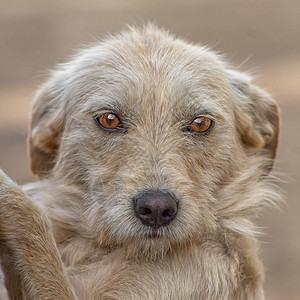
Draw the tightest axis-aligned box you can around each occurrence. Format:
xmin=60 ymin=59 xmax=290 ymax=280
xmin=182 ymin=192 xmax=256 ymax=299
xmin=188 ymin=116 xmax=214 ymax=134
xmin=95 ymin=112 xmax=122 ymax=131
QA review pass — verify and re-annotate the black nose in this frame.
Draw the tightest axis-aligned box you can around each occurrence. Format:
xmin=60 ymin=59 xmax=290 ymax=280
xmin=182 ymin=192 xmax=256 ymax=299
xmin=133 ymin=191 xmax=178 ymax=228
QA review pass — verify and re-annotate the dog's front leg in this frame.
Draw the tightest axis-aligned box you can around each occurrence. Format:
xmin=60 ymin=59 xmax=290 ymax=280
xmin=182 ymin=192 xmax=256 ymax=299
xmin=0 ymin=169 xmax=78 ymax=300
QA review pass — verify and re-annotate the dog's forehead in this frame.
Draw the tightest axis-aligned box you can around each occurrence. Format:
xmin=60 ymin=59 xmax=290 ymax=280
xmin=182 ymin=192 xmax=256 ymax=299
xmin=77 ymin=29 xmax=233 ymax=118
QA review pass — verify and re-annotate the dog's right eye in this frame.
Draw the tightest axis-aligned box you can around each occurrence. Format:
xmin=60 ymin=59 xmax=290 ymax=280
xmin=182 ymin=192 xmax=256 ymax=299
xmin=95 ymin=112 xmax=122 ymax=131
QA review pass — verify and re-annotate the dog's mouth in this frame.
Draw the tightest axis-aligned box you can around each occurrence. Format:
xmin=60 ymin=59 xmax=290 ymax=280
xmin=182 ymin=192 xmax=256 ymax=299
xmin=142 ymin=225 xmax=174 ymax=239
xmin=145 ymin=228 xmax=160 ymax=238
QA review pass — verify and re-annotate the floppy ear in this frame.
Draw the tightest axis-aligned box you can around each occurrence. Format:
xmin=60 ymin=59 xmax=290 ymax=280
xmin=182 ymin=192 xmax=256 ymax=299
xmin=28 ymin=81 xmax=65 ymax=178
xmin=228 ymin=70 xmax=280 ymax=170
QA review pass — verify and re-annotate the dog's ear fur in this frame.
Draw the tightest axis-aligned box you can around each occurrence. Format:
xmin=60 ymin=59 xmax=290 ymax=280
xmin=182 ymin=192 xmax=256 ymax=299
xmin=28 ymin=80 xmax=65 ymax=177
xmin=228 ymin=70 xmax=280 ymax=170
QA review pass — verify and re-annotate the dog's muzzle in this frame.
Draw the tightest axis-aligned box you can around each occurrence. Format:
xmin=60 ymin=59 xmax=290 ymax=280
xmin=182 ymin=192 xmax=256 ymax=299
xmin=133 ymin=191 xmax=178 ymax=228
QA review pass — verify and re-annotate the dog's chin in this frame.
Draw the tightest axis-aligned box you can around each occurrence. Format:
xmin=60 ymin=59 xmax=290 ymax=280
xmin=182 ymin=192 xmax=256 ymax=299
xmin=98 ymin=224 xmax=196 ymax=260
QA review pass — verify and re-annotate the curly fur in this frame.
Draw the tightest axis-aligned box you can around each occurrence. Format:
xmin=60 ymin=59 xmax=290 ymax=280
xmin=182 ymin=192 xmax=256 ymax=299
xmin=0 ymin=24 xmax=281 ymax=299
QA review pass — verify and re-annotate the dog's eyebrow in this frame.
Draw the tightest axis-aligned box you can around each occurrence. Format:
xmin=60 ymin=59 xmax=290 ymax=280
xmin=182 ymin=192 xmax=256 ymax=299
xmin=81 ymin=96 xmax=127 ymax=116
xmin=175 ymin=97 xmax=226 ymax=121
xmin=185 ymin=105 xmax=222 ymax=118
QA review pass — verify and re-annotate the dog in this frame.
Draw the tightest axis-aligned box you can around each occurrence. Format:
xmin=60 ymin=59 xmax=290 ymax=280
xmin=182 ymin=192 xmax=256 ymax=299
xmin=0 ymin=24 xmax=280 ymax=299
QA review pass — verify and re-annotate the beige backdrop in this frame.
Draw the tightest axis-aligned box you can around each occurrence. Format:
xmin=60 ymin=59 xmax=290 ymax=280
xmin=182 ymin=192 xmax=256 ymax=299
xmin=0 ymin=1 xmax=299 ymax=299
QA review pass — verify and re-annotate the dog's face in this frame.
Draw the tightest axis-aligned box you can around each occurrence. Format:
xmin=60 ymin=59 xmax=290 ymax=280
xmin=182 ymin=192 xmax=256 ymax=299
xmin=28 ymin=26 xmax=279 ymax=257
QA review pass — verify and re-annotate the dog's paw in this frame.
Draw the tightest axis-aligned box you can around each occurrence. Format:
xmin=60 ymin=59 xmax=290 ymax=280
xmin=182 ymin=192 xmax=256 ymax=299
xmin=0 ymin=169 xmax=23 ymax=205
xmin=0 ymin=168 xmax=15 ymax=186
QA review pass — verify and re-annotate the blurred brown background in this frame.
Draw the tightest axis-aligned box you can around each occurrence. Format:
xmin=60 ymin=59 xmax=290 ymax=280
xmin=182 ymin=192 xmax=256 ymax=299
xmin=0 ymin=0 xmax=299 ymax=299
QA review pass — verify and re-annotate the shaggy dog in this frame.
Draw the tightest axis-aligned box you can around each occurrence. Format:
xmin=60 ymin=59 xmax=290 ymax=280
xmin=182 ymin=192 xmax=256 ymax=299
xmin=0 ymin=25 xmax=280 ymax=299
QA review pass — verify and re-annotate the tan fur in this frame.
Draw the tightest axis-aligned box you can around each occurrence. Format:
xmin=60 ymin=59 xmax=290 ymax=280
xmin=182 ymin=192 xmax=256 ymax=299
xmin=0 ymin=25 xmax=281 ymax=299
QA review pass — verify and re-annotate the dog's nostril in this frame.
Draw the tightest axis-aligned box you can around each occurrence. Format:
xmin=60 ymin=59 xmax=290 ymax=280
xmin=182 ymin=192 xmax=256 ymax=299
xmin=139 ymin=207 xmax=152 ymax=216
xmin=133 ymin=191 xmax=178 ymax=228
xmin=162 ymin=210 xmax=169 ymax=217
xmin=162 ymin=209 xmax=175 ymax=217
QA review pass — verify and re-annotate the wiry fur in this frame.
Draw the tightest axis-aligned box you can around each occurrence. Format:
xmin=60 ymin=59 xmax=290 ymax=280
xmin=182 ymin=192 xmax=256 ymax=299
xmin=0 ymin=25 xmax=281 ymax=299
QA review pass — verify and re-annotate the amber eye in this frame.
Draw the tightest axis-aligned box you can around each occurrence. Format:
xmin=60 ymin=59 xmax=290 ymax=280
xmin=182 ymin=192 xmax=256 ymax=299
xmin=95 ymin=112 xmax=122 ymax=131
xmin=189 ymin=116 xmax=214 ymax=134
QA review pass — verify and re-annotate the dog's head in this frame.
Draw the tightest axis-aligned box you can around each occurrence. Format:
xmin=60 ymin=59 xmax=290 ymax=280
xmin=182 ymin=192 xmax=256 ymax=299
xmin=28 ymin=25 xmax=280 ymax=258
